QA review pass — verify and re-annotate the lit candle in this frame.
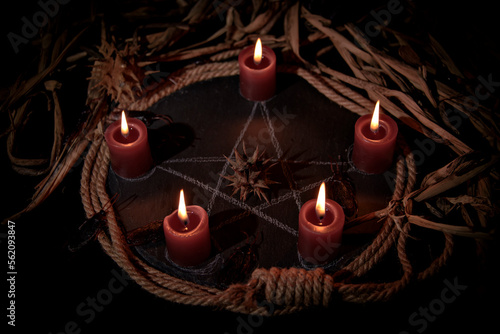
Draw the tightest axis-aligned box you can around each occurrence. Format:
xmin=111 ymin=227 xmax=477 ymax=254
xmin=298 ymin=182 xmax=345 ymax=265
xmin=238 ymin=38 xmax=276 ymax=101
xmin=104 ymin=111 xmax=153 ymax=178
xmin=352 ymin=101 xmax=398 ymax=174
xmin=163 ymin=190 xmax=211 ymax=267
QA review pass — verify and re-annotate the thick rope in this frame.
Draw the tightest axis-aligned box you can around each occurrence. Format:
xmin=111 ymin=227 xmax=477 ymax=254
xmin=278 ymin=65 xmax=370 ymax=116
xmin=80 ymin=130 xmax=103 ymax=218
xmin=80 ymin=59 xmax=454 ymax=315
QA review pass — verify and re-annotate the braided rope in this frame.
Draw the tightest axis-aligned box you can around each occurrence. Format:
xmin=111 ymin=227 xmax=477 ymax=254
xmin=279 ymin=66 xmax=370 ymax=116
xmin=80 ymin=59 xmax=454 ymax=315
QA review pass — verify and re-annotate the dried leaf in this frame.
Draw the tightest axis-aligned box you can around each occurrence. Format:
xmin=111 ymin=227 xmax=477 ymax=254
xmin=303 ymin=7 xmax=377 ymax=84
xmin=258 ymin=5 xmax=288 ymax=35
xmin=182 ymin=0 xmax=211 ymax=24
xmin=436 ymin=81 xmax=500 ymax=152
xmin=44 ymin=80 xmax=64 ymax=172
xmin=398 ymin=45 xmax=422 ymax=67
xmin=242 ymin=7 xmax=277 ymax=34
xmin=225 ymin=6 xmax=245 ymax=41
xmin=435 ymin=197 xmax=455 ymax=215
xmin=414 ymin=152 xmax=499 ymax=202
xmin=4 ymin=95 xmax=108 ymax=224
xmin=284 ymin=2 xmax=308 ymax=65
xmin=251 ymin=0 xmax=264 ymax=21
xmin=435 ymin=194 xmax=496 ymax=228
xmin=318 ymin=61 xmax=471 ymax=155
xmin=425 ymin=202 xmax=445 ymax=218
xmin=345 ymin=23 xmax=438 ymax=109
xmin=438 ymin=102 xmax=461 ymax=135
xmin=6 ymin=80 xmax=64 ymax=176
xmin=469 ymin=175 xmax=493 ymax=228
xmin=460 ymin=204 xmax=475 ymax=228
xmin=428 ymin=34 xmax=464 ymax=79
xmin=7 ymin=98 xmax=47 ymax=175
xmin=407 ymin=214 xmax=491 ymax=239
xmin=345 ymin=24 xmax=411 ymax=95
xmin=1 ymin=27 xmax=87 ymax=113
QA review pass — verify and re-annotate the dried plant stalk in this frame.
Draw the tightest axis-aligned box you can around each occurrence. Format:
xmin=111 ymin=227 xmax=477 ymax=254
xmin=6 ymin=80 xmax=64 ymax=176
xmin=413 ymin=152 xmax=498 ymax=202
xmin=1 ymin=28 xmax=87 ymax=113
xmin=284 ymin=2 xmax=308 ymax=66
xmin=466 ymin=174 xmax=495 ymax=229
xmin=406 ymin=214 xmax=491 ymax=239
xmin=4 ymin=96 xmax=108 ymax=224
xmin=428 ymin=34 xmax=464 ymax=79
xmin=436 ymin=81 xmax=500 ymax=152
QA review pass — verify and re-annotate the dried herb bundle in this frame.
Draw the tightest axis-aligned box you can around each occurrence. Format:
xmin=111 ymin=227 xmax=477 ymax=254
xmin=89 ymin=39 xmax=156 ymax=108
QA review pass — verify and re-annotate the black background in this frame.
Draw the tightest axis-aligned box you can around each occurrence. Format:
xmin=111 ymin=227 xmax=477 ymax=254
xmin=1 ymin=1 xmax=499 ymax=333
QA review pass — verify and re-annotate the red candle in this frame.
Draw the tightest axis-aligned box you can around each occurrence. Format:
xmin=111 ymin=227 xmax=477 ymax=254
xmin=163 ymin=190 xmax=211 ymax=267
xmin=104 ymin=111 xmax=153 ymax=178
xmin=352 ymin=101 xmax=398 ymax=174
xmin=298 ymin=183 xmax=345 ymax=265
xmin=238 ymin=38 xmax=276 ymax=101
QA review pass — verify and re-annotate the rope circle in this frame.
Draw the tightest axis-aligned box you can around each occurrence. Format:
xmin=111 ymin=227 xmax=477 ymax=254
xmin=80 ymin=59 xmax=453 ymax=315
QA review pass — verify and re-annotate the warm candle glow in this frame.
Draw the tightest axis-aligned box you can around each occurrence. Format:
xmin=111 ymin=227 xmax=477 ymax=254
xmin=121 ymin=111 xmax=129 ymax=137
xmin=316 ymin=182 xmax=326 ymax=220
xmin=254 ymin=38 xmax=262 ymax=65
xmin=370 ymin=100 xmax=380 ymax=133
xmin=178 ymin=189 xmax=189 ymax=225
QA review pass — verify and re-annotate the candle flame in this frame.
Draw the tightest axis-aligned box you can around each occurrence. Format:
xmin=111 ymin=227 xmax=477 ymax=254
xmin=316 ymin=182 xmax=326 ymax=220
xmin=370 ymin=101 xmax=380 ymax=133
xmin=254 ymin=38 xmax=262 ymax=65
xmin=121 ymin=111 xmax=129 ymax=137
xmin=178 ymin=189 xmax=189 ymax=225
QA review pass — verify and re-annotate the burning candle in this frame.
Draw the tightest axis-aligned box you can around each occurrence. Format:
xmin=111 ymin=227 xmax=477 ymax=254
xmin=238 ymin=38 xmax=276 ymax=101
xmin=352 ymin=101 xmax=398 ymax=174
xmin=163 ymin=190 xmax=211 ymax=267
xmin=298 ymin=182 xmax=345 ymax=265
xmin=104 ymin=111 xmax=153 ymax=178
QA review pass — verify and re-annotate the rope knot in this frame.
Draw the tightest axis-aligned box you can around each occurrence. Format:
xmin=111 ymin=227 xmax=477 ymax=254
xmin=387 ymin=198 xmax=409 ymax=232
xmin=388 ymin=199 xmax=405 ymax=219
xmin=250 ymin=267 xmax=333 ymax=308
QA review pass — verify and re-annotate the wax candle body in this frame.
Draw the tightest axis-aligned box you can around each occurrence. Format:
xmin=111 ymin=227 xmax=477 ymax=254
xmin=163 ymin=205 xmax=211 ymax=267
xmin=298 ymin=199 xmax=345 ymax=265
xmin=104 ymin=118 xmax=153 ymax=178
xmin=352 ymin=114 xmax=398 ymax=174
xmin=238 ymin=44 xmax=276 ymax=101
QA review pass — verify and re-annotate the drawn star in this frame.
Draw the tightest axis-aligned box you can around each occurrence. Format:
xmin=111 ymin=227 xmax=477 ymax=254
xmin=156 ymin=101 xmax=338 ymax=238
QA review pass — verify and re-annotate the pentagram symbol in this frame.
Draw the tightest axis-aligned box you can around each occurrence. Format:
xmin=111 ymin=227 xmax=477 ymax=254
xmin=157 ymin=101 xmax=337 ymax=238
xmin=112 ymin=76 xmax=393 ymax=272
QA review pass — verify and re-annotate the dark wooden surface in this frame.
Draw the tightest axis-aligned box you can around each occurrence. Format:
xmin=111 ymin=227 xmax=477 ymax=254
xmin=109 ymin=74 xmax=395 ymax=288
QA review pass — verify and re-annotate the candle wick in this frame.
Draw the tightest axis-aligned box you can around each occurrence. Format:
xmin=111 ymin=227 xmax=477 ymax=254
xmin=122 ymin=126 xmax=130 ymax=138
xmin=371 ymin=127 xmax=379 ymax=135
xmin=254 ymin=58 xmax=262 ymax=66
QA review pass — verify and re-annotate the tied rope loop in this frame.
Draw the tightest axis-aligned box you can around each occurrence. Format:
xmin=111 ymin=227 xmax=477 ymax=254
xmin=223 ymin=267 xmax=335 ymax=313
